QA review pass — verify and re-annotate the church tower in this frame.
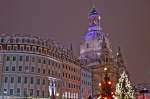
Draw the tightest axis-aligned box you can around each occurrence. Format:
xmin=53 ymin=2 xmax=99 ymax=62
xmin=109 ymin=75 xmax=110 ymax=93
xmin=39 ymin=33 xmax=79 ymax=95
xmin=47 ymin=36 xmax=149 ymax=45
xmin=80 ymin=7 xmax=118 ymax=98
xmin=80 ymin=7 xmax=111 ymax=64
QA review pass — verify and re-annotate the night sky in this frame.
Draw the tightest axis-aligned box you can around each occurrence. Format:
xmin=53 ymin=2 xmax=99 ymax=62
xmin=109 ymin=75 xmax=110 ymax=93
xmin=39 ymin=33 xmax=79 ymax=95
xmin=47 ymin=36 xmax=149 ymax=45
xmin=0 ymin=0 xmax=150 ymax=84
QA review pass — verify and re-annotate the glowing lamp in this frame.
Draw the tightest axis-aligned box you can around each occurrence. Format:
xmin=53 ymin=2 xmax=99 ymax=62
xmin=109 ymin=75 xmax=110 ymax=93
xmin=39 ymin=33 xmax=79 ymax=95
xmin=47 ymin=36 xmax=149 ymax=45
xmin=56 ymin=93 xmax=60 ymax=97
xmin=97 ymin=96 xmax=101 ymax=99
xmin=111 ymin=92 xmax=114 ymax=95
xmin=104 ymin=67 xmax=107 ymax=71
xmin=104 ymin=97 xmax=107 ymax=99
xmin=108 ymin=81 xmax=112 ymax=85
xmin=112 ymin=95 xmax=115 ymax=98
xmin=99 ymin=83 xmax=102 ymax=86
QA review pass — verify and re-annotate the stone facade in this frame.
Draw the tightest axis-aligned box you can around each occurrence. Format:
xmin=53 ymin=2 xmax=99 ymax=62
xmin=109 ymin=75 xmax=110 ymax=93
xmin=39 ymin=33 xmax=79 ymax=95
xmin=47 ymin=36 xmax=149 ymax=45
xmin=0 ymin=34 xmax=81 ymax=99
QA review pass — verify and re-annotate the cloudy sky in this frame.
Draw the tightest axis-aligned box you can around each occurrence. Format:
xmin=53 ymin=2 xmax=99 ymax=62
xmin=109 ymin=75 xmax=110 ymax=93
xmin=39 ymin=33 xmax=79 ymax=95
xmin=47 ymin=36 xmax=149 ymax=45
xmin=0 ymin=0 xmax=150 ymax=84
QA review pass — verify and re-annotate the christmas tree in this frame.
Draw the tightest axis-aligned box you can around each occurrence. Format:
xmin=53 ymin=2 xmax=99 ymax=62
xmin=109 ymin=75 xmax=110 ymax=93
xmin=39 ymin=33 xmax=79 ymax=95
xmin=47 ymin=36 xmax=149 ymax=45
xmin=115 ymin=71 xmax=134 ymax=99
xmin=98 ymin=67 xmax=115 ymax=99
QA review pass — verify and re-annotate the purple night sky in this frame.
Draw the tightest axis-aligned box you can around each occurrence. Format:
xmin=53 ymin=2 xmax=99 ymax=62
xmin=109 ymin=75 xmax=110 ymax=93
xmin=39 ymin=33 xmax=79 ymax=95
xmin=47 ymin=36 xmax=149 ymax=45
xmin=0 ymin=0 xmax=150 ymax=84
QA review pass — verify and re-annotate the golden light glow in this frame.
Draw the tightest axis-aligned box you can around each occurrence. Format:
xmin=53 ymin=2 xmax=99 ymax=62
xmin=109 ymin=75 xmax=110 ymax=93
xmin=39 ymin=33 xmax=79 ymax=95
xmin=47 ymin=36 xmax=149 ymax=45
xmin=104 ymin=97 xmax=107 ymax=99
xmin=97 ymin=95 xmax=101 ymax=99
xmin=99 ymin=83 xmax=102 ymax=86
xmin=104 ymin=67 xmax=108 ymax=71
xmin=56 ymin=93 xmax=60 ymax=97
xmin=108 ymin=81 xmax=112 ymax=85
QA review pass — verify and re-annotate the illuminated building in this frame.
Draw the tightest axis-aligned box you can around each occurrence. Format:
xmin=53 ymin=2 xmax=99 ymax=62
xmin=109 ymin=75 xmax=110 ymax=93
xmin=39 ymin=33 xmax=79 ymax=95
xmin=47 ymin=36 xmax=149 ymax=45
xmin=80 ymin=67 xmax=92 ymax=99
xmin=0 ymin=34 xmax=80 ymax=99
xmin=80 ymin=7 xmax=119 ymax=98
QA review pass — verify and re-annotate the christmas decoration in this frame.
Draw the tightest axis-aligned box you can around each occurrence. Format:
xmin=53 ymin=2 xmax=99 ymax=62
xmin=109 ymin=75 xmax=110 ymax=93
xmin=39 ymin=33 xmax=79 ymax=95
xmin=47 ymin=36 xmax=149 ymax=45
xmin=115 ymin=71 xmax=134 ymax=99
xmin=98 ymin=67 xmax=115 ymax=99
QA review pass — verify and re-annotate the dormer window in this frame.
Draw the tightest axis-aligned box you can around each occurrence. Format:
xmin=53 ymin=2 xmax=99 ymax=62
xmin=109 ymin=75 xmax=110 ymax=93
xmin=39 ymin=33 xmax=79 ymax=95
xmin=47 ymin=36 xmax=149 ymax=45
xmin=16 ymin=38 xmax=19 ymax=43
xmin=86 ymin=43 xmax=89 ymax=48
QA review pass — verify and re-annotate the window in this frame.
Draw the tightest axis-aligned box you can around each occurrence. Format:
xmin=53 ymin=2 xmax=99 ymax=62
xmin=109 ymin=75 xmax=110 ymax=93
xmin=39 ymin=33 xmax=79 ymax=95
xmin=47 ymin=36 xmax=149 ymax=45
xmin=25 ymin=66 xmax=28 ymax=72
xmin=48 ymin=70 xmax=50 ymax=75
xmin=19 ymin=56 xmax=23 ymax=61
xmin=24 ymin=88 xmax=27 ymax=96
xmin=22 ymin=39 xmax=25 ymax=43
xmin=6 ymin=56 xmax=10 ymax=61
xmin=38 ymin=59 xmax=41 ymax=63
xmin=10 ymin=89 xmax=14 ymax=95
xmin=37 ymin=79 xmax=40 ymax=85
xmin=18 ymin=76 xmax=21 ymax=83
xmin=17 ymin=88 xmax=20 ymax=95
xmin=12 ymin=56 xmax=16 ymax=61
xmin=32 ymin=47 xmax=36 ymax=52
xmin=26 ymin=46 xmax=30 ymax=51
xmin=37 ymin=90 xmax=39 ymax=96
xmin=38 ymin=68 xmax=40 ymax=73
xmin=43 ymin=69 xmax=45 ymax=74
xmin=30 ymin=89 xmax=33 ymax=96
xmin=31 ymin=77 xmax=34 ymax=84
xmin=16 ymin=38 xmax=19 ymax=43
xmin=42 ymin=91 xmax=44 ymax=97
xmin=87 ymin=43 xmax=89 ymax=48
xmin=13 ymin=45 xmax=17 ymax=50
xmin=32 ymin=57 xmax=35 ymax=62
xmin=24 ymin=77 xmax=27 ymax=84
xmin=43 ymin=60 xmax=46 ymax=64
xmin=4 ymin=77 xmax=8 ymax=83
xmin=42 ymin=79 xmax=45 ymax=85
xmin=48 ymin=60 xmax=51 ymax=65
xmin=31 ymin=67 xmax=34 ymax=72
xmin=7 ymin=45 xmax=11 ymax=50
xmin=5 ymin=66 xmax=9 ymax=71
xmin=12 ymin=66 xmax=15 ymax=71
xmin=3 ymin=89 xmax=7 ymax=95
xmin=20 ymin=45 xmax=24 ymax=51
xmin=10 ymin=77 xmax=14 ymax=83
xmin=26 ymin=56 xmax=29 ymax=61
xmin=1 ymin=39 xmax=4 ymax=42
xmin=18 ymin=66 xmax=22 ymax=71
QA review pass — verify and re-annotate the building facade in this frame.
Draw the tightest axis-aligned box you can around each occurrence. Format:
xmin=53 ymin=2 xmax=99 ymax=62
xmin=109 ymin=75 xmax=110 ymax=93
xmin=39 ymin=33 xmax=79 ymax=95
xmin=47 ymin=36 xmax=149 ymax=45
xmin=0 ymin=34 xmax=81 ymax=99
xmin=80 ymin=67 xmax=92 ymax=99
xmin=80 ymin=7 xmax=119 ymax=98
